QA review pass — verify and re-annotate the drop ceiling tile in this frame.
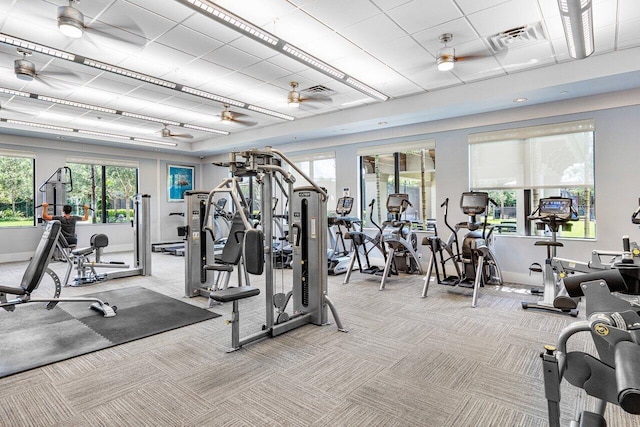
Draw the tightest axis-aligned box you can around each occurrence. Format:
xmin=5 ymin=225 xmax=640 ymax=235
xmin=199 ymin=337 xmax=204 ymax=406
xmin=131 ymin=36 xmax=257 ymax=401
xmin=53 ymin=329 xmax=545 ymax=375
xmin=67 ymin=86 xmax=122 ymax=106
xmin=412 ymin=18 xmax=480 ymax=55
xmin=386 ymin=0 xmax=462 ymax=35
xmin=181 ymin=12 xmax=243 ymax=44
xmin=215 ymin=0 xmax=299 ymax=28
xmin=341 ymin=13 xmax=406 ymax=48
xmin=181 ymin=59 xmax=234 ymax=85
xmin=241 ymin=60 xmax=291 ymax=84
xmin=538 ymin=0 xmax=561 ymax=19
xmin=593 ymin=24 xmax=615 ymax=53
xmin=466 ymin=0 xmax=542 ymax=37
xmin=96 ymin=2 xmax=177 ymax=41
xmin=371 ymin=0 xmax=414 ymax=11
xmin=266 ymin=55 xmax=308 ymax=74
xmin=125 ymin=0 xmax=196 ymax=24
xmin=496 ymin=41 xmax=555 ymax=72
xmin=65 ymin=37 xmax=140 ymax=65
xmin=299 ymin=32 xmax=363 ymax=63
xmin=126 ymin=86 xmax=174 ymax=103
xmin=202 ymin=45 xmax=261 ymax=72
xmin=593 ymin=0 xmax=618 ymax=28
xmin=375 ymin=76 xmax=423 ymax=98
xmin=367 ymin=36 xmax=431 ymax=74
xmin=455 ymin=0 xmax=514 ymax=15
xmin=298 ymin=0 xmax=381 ymax=31
xmin=156 ymin=25 xmax=223 ymax=57
xmin=269 ymin=9 xmax=334 ymax=46
xmin=229 ymin=36 xmax=279 ymax=62
xmin=197 ymin=71 xmax=264 ymax=97
xmin=407 ymin=66 xmax=462 ymax=91
xmin=620 ymin=0 xmax=640 ymax=19
xmin=84 ymin=74 xmax=142 ymax=96
xmin=618 ymin=18 xmax=640 ymax=48
xmin=117 ymin=43 xmax=192 ymax=78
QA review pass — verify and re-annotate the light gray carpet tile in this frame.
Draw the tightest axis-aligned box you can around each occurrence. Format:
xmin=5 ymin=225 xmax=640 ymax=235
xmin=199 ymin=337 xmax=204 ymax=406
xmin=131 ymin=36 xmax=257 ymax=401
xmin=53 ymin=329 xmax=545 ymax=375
xmin=489 ymin=342 xmax=548 ymax=379
xmin=284 ymin=348 xmax=386 ymax=397
xmin=147 ymin=336 xmax=226 ymax=376
xmin=347 ymin=371 xmax=461 ymax=427
xmin=373 ymin=317 xmax=436 ymax=344
xmin=313 ymin=401 xmax=414 ymax=427
xmin=418 ymin=332 xmax=504 ymax=365
xmin=183 ymin=407 xmax=254 ymax=427
xmin=41 ymin=345 xmax=131 ymax=384
xmin=332 ymin=330 xmax=418 ymax=367
xmin=0 ymin=367 xmax=51 ymax=397
xmin=221 ymin=375 xmax=343 ymax=427
xmin=443 ymin=394 xmax=548 ymax=427
xmin=80 ymin=380 xmax=211 ymax=427
xmin=0 ymin=383 xmax=76 ymax=427
xmin=54 ymin=358 xmax=165 ymax=411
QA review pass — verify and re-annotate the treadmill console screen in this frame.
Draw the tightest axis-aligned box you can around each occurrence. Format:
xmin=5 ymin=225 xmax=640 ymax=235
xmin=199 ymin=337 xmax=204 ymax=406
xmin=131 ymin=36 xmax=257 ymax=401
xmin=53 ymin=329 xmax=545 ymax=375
xmin=336 ymin=196 xmax=354 ymax=216
xmin=539 ymin=198 xmax=572 ymax=220
xmin=387 ymin=193 xmax=409 ymax=214
xmin=460 ymin=192 xmax=488 ymax=215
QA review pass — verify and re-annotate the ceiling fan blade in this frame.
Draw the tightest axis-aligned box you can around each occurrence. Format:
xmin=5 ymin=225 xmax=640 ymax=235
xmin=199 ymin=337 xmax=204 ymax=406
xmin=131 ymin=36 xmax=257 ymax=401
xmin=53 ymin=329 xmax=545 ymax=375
xmin=84 ymin=25 xmax=146 ymax=47
xmin=170 ymin=133 xmax=194 ymax=139
xmin=40 ymin=69 xmax=80 ymax=79
xmin=0 ymin=105 xmax=32 ymax=116
xmin=300 ymin=95 xmax=332 ymax=103
xmin=33 ymin=75 xmax=56 ymax=88
xmin=232 ymin=119 xmax=258 ymax=127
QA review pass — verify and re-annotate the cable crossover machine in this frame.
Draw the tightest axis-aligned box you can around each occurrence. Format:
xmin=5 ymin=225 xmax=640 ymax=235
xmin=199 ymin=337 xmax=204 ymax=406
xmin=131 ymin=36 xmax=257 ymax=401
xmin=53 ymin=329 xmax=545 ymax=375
xmin=193 ymin=147 xmax=348 ymax=351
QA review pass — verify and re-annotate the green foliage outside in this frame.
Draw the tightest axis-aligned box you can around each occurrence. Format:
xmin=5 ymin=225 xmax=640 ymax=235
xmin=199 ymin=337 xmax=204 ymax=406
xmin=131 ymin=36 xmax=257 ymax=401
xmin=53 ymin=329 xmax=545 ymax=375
xmin=0 ymin=156 xmax=34 ymax=227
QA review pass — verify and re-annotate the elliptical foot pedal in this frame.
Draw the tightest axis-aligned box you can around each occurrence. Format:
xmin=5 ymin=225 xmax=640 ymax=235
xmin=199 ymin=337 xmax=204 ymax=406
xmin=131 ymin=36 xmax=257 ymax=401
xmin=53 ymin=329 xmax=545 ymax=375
xmin=90 ymin=301 xmax=117 ymax=317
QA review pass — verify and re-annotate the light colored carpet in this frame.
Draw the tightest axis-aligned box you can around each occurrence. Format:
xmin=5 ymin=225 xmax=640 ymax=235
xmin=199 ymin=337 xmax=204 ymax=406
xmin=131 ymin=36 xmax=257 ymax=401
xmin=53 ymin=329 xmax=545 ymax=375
xmin=0 ymin=252 xmax=637 ymax=426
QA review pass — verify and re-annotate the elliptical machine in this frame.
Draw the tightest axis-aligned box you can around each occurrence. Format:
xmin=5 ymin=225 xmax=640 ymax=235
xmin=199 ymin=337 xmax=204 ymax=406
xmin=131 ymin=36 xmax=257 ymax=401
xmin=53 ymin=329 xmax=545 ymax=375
xmin=328 ymin=196 xmax=360 ymax=275
xmin=422 ymin=191 xmax=502 ymax=307
xmin=522 ymin=196 xmax=579 ymax=316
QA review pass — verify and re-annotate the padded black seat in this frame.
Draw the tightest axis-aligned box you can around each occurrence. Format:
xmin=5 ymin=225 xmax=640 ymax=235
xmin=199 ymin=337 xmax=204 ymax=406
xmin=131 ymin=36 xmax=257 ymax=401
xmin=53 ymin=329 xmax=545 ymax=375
xmin=210 ymin=286 xmax=260 ymax=303
xmin=535 ymin=241 xmax=564 ymax=247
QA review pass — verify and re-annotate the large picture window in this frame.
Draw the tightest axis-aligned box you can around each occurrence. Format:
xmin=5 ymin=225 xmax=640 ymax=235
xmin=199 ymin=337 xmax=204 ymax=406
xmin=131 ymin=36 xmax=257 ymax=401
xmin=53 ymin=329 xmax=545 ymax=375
xmin=0 ymin=152 xmax=35 ymax=227
xmin=290 ymin=152 xmax=337 ymax=214
xmin=358 ymin=142 xmax=435 ymax=229
xmin=469 ymin=120 xmax=595 ymax=238
xmin=66 ymin=159 xmax=138 ymax=223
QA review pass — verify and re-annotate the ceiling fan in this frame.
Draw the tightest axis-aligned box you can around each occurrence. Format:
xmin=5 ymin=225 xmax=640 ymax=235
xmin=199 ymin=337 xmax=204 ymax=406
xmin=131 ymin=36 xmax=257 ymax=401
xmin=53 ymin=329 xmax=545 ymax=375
xmin=57 ymin=0 xmax=144 ymax=45
xmin=219 ymin=105 xmax=257 ymax=127
xmin=14 ymin=49 xmax=78 ymax=87
xmin=436 ymin=33 xmax=504 ymax=71
xmin=159 ymin=125 xmax=193 ymax=139
xmin=287 ymin=82 xmax=332 ymax=108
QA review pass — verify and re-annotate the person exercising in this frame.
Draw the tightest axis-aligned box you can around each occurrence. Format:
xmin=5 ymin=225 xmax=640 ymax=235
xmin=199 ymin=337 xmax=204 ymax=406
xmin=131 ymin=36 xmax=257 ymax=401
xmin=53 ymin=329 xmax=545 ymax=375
xmin=42 ymin=203 xmax=89 ymax=247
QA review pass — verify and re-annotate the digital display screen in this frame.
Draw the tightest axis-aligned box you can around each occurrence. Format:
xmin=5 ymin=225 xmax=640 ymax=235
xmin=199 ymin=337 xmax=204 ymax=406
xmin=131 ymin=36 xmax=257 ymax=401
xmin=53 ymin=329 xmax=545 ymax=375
xmin=336 ymin=196 xmax=354 ymax=215
xmin=387 ymin=193 xmax=409 ymax=211
xmin=461 ymin=192 xmax=488 ymax=208
xmin=539 ymin=198 xmax=572 ymax=218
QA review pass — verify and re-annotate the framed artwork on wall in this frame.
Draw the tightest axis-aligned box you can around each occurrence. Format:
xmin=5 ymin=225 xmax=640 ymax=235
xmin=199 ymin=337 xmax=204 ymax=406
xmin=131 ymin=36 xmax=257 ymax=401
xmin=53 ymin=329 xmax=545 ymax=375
xmin=167 ymin=164 xmax=194 ymax=202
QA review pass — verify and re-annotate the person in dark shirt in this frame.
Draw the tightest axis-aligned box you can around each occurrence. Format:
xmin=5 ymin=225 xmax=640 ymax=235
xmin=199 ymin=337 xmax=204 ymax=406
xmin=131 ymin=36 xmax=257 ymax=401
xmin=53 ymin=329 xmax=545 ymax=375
xmin=42 ymin=203 xmax=89 ymax=246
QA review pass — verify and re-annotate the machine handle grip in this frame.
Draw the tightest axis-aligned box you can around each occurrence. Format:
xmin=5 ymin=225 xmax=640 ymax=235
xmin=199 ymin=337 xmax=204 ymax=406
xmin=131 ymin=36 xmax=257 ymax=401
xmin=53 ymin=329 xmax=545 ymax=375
xmin=632 ymin=202 xmax=640 ymax=224
xmin=623 ymin=235 xmax=631 ymax=252
xmin=291 ymin=224 xmax=301 ymax=247
xmin=615 ymin=340 xmax=640 ymax=414
xmin=368 ymin=199 xmax=376 ymax=208
xmin=440 ymin=198 xmax=449 ymax=208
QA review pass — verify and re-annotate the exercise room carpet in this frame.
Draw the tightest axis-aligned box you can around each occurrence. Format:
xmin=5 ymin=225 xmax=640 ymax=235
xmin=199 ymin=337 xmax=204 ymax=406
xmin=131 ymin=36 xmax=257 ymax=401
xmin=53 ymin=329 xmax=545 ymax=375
xmin=0 ymin=286 xmax=219 ymax=378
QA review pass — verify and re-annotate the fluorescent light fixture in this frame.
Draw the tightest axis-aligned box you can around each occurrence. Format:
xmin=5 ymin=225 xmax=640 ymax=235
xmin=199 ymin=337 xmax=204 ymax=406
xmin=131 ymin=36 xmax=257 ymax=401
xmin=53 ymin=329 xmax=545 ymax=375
xmin=177 ymin=0 xmax=279 ymax=46
xmin=183 ymin=123 xmax=229 ymax=135
xmin=180 ymin=86 xmax=245 ymax=108
xmin=282 ymin=45 xmax=345 ymax=80
xmin=83 ymin=59 xmax=177 ymax=88
xmin=5 ymin=119 xmax=74 ymax=132
xmin=37 ymin=95 xmax=117 ymax=114
xmin=132 ymin=138 xmax=177 ymax=147
xmin=345 ymin=77 xmax=389 ymax=101
xmin=247 ymin=105 xmax=295 ymax=121
xmin=0 ymin=33 xmax=75 ymax=60
xmin=120 ymin=112 xmax=180 ymax=126
xmin=557 ymin=0 xmax=594 ymax=59
xmin=0 ymin=88 xmax=30 ymax=98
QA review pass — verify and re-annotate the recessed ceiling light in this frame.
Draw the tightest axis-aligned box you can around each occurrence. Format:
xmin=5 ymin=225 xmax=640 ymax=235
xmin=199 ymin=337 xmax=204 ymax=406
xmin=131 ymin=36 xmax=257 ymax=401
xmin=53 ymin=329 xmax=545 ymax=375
xmin=513 ymin=97 xmax=527 ymax=103
xmin=378 ymin=121 xmax=387 ymax=126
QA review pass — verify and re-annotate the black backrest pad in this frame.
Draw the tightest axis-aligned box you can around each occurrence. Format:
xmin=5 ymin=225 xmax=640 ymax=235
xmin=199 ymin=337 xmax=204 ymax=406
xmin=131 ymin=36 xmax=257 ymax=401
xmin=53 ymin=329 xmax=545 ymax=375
xmin=21 ymin=221 xmax=62 ymax=292
xmin=220 ymin=212 xmax=246 ymax=265
xmin=245 ymin=229 xmax=264 ymax=275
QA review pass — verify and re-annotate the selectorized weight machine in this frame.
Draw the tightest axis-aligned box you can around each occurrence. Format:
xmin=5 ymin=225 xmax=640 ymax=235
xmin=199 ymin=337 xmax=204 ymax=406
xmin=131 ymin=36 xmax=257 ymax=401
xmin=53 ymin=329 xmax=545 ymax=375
xmin=327 ymin=196 xmax=360 ymax=275
xmin=198 ymin=147 xmax=347 ymax=351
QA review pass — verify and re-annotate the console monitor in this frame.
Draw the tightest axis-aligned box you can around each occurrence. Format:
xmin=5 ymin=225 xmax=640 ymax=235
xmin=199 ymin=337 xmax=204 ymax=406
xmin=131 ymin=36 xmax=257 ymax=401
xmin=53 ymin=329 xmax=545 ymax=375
xmin=539 ymin=197 xmax=572 ymax=220
xmin=387 ymin=193 xmax=409 ymax=214
xmin=460 ymin=192 xmax=488 ymax=215
xmin=336 ymin=196 xmax=354 ymax=216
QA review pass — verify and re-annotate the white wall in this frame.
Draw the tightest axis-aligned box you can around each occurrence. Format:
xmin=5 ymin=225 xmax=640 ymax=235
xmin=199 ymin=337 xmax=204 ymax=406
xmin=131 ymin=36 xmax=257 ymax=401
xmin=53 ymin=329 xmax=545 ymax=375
xmin=0 ymin=135 xmax=200 ymax=262
xmin=3 ymin=92 xmax=639 ymax=286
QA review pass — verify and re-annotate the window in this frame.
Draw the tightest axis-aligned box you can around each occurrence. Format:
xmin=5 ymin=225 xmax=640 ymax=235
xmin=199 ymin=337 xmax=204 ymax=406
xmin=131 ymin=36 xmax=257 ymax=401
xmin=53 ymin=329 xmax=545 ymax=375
xmin=0 ymin=152 xmax=35 ymax=227
xmin=290 ymin=152 xmax=337 ymax=214
xmin=358 ymin=142 xmax=435 ymax=229
xmin=66 ymin=159 xmax=138 ymax=223
xmin=469 ymin=120 xmax=595 ymax=238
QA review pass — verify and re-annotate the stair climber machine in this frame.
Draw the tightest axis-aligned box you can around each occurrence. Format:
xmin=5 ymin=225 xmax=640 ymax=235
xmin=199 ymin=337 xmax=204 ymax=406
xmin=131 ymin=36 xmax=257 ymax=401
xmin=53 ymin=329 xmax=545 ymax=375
xmin=199 ymin=147 xmax=347 ymax=351
xmin=522 ymin=197 xmax=581 ymax=316
xmin=327 ymin=196 xmax=361 ymax=275
xmin=422 ymin=192 xmax=503 ymax=307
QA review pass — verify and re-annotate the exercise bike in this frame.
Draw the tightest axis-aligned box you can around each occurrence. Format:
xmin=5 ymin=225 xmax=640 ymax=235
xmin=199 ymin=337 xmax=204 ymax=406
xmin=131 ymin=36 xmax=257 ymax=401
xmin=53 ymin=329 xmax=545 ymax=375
xmin=542 ymin=268 xmax=640 ymax=427
xmin=522 ymin=197 xmax=580 ymax=316
xmin=328 ymin=196 xmax=361 ymax=275
xmin=422 ymin=191 xmax=502 ymax=307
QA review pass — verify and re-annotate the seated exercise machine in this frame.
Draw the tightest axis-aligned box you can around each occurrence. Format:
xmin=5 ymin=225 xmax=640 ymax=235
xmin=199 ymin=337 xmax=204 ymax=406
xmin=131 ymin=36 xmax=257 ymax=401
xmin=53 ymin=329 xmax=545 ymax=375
xmin=422 ymin=191 xmax=503 ymax=307
xmin=327 ymin=196 xmax=360 ymax=275
xmin=60 ymin=194 xmax=152 ymax=287
xmin=0 ymin=221 xmax=116 ymax=317
xmin=542 ymin=268 xmax=640 ymax=427
xmin=522 ymin=196 xmax=580 ymax=316
xmin=204 ymin=147 xmax=347 ymax=351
